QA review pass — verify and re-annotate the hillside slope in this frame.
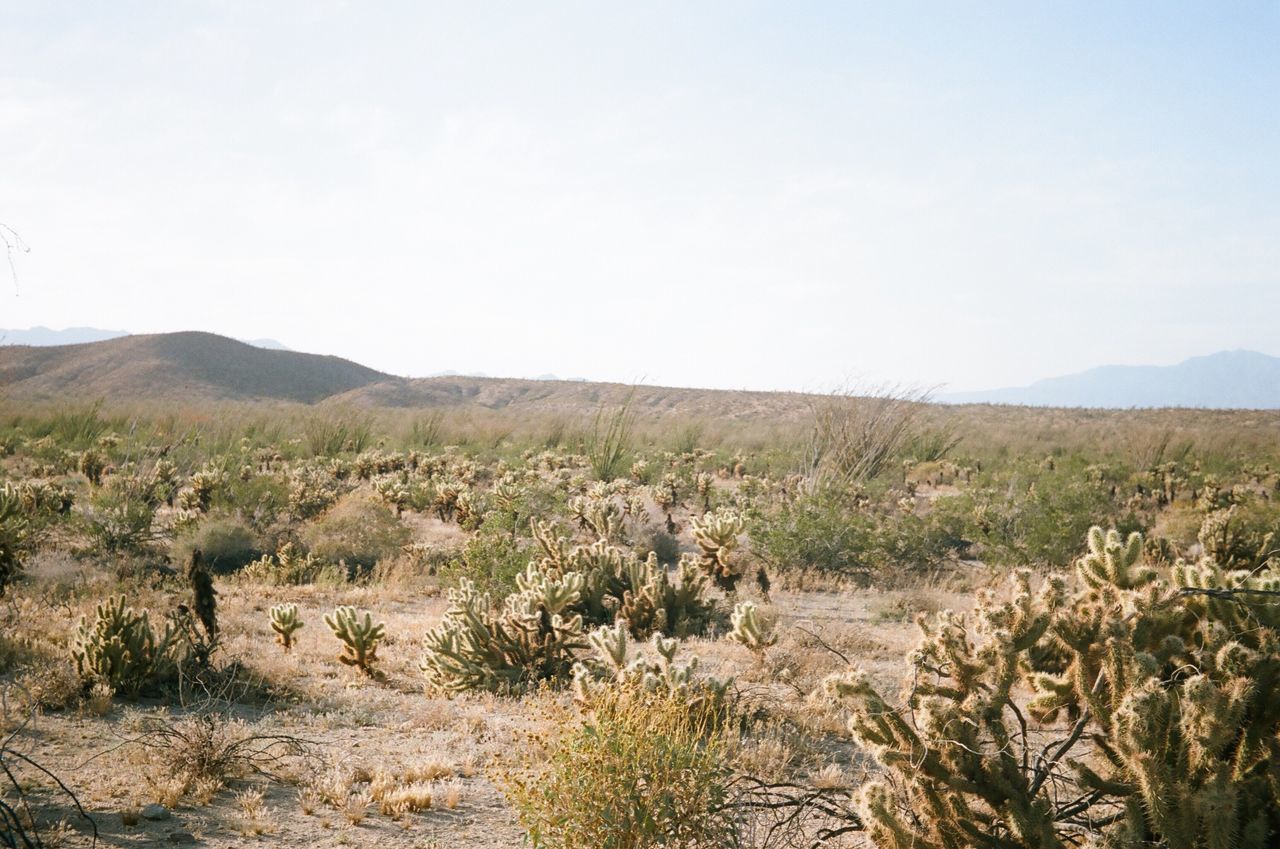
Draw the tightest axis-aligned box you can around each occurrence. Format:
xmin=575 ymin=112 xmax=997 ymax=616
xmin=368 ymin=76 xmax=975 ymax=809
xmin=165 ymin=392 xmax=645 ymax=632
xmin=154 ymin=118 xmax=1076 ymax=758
xmin=329 ymin=377 xmax=815 ymax=421
xmin=0 ymin=331 xmax=388 ymax=404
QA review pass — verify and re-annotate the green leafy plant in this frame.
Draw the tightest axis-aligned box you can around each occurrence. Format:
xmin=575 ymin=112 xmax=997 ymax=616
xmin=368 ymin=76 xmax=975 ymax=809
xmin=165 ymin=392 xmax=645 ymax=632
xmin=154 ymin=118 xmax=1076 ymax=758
xmin=503 ymin=684 xmax=737 ymax=849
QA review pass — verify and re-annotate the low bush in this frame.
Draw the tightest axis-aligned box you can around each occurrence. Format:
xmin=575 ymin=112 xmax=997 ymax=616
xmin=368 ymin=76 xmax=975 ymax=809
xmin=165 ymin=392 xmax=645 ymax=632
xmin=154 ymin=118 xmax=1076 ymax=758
xmin=172 ymin=514 xmax=264 ymax=573
xmin=503 ymin=687 xmax=737 ymax=849
xmin=299 ymin=495 xmax=410 ymax=573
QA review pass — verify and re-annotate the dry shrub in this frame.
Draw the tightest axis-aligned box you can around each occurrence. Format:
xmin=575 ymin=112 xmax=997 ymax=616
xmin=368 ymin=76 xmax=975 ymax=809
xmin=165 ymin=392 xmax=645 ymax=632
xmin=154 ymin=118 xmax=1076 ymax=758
xmin=502 ymin=687 xmax=737 ymax=848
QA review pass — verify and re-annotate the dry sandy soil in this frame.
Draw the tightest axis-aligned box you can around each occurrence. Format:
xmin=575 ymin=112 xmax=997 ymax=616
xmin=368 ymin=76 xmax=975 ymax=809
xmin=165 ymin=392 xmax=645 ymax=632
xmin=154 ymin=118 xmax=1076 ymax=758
xmin=5 ymin=573 xmax=975 ymax=848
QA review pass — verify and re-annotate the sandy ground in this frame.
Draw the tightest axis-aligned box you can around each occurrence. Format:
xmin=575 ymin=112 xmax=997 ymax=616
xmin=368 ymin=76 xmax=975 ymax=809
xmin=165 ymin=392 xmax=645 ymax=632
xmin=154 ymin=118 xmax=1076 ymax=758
xmin=5 ymin=576 xmax=975 ymax=848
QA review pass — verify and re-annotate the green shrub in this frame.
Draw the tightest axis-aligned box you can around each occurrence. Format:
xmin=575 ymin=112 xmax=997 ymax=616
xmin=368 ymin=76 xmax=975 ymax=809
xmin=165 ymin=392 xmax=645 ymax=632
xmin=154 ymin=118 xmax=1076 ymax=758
xmin=172 ymin=515 xmax=264 ymax=573
xmin=438 ymin=524 xmax=531 ymax=597
xmin=83 ymin=475 xmax=160 ymax=554
xmin=503 ymin=687 xmax=737 ymax=849
xmin=752 ymin=491 xmax=965 ymax=581
xmin=299 ymin=495 xmax=410 ymax=573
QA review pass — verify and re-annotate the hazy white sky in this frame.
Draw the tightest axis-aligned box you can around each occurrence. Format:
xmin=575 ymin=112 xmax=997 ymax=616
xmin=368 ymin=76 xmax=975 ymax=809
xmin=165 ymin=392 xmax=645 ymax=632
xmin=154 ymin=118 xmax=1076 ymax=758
xmin=2 ymin=2 xmax=1277 ymax=392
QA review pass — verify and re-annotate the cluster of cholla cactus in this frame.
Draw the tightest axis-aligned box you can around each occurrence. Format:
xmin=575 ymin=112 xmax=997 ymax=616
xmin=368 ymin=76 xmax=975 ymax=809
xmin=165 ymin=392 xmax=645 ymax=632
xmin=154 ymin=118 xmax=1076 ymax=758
xmin=1198 ymin=505 xmax=1276 ymax=572
xmin=72 ymin=595 xmax=182 ymax=694
xmin=826 ymin=526 xmax=1280 ymax=849
xmin=420 ymin=572 xmax=588 ymax=693
xmin=528 ymin=519 xmax=714 ymax=637
xmin=0 ymin=483 xmax=31 ymax=596
xmin=269 ymin=603 xmax=304 ymax=651
xmin=372 ymin=473 xmax=416 ymax=516
xmin=241 ymin=542 xmax=332 ymax=585
xmin=177 ymin=465 xmax=227 ymax=513
xmin=728 ymin=601 xmax=776 ymax=660
xmin=571 ymin=620 xmax=730 ymax=714
xmin=419 ymin=509 xmax=721 ymax=694
xmin=288 ymin=465 xmax=347 ymax=519
xmin=690 ymin=508 xmax=747 ymax=594
xmin=324 ymin=606 xmax=386 ymax=677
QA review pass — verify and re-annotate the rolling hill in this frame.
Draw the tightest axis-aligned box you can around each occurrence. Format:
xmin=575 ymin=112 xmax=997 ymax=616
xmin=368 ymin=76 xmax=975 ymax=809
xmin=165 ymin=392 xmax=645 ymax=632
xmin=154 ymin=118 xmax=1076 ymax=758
xmin=3 ymin=331 xmax=1277 ymax=414
xmin=0 ymin=331 xmax=387 ymax=404
xmin=0 ymin=331 xmax=813 ymax=418
xmin=941 ymin=350 xmax=1280 ymax=409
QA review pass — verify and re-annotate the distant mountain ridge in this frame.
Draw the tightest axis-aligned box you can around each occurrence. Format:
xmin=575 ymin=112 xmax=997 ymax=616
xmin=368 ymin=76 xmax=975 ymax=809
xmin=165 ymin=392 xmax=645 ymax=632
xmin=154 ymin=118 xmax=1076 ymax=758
xmin=942 ymin=350 xmax=1280 ymax=409
xmin=1 ymin=331 xmax=1275 ymax=411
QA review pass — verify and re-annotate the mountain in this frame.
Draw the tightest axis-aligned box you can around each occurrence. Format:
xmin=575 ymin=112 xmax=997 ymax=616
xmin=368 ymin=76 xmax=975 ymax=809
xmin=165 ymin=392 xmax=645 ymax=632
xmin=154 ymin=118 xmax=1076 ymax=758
xmin=0 ymin=330 xmax=814 ymax=418
xmin=942 ymin=350 xmax=1280 ymax=409
xmin=0 ymin=327 xmax=291 ymax=351
xmin=0 ymin=331 xmax=388 ymax=404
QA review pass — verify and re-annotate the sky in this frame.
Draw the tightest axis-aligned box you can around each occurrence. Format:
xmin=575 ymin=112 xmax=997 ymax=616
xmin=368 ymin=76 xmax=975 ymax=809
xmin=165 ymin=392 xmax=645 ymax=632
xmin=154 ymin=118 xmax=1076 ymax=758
xmin=1 ymin=2 xmax=1277 ymax=393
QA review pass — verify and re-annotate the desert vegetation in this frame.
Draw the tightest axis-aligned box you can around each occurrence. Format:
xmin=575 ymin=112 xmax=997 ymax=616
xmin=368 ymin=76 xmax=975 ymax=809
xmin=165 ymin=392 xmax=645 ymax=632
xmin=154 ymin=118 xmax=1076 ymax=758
xmin=1 ymin=392 xmax=1278 ymax=847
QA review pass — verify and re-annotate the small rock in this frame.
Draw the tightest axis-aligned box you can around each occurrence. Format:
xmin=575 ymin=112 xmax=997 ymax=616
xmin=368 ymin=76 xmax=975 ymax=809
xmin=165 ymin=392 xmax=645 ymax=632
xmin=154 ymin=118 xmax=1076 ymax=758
xmin=140 ymin=803 xmax=170 ymax=821
xmin=166 ymin=831 xmax=196 ymax=844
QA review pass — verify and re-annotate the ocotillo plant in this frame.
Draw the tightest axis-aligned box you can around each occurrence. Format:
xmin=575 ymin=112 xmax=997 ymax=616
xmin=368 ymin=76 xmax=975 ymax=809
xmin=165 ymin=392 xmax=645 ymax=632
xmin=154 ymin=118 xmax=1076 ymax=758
xmin=324 ymin=606 xmax=385 ymax=677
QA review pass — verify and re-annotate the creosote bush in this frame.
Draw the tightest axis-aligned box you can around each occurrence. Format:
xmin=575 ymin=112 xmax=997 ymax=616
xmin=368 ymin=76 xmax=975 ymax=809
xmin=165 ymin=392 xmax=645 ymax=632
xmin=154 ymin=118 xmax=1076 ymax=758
xmin=503 ymin=686 xmax=738 ymax=849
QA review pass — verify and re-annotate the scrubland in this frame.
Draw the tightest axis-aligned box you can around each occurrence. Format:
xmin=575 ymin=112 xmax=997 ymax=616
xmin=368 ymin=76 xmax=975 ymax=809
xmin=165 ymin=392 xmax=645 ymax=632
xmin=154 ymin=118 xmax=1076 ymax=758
xmin=1 ymin=394 xmax=1278 ymax=848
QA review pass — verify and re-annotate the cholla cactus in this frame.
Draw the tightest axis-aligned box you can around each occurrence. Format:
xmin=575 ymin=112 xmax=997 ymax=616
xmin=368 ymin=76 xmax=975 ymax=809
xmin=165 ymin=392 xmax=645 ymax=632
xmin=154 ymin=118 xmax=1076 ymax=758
xmin=567 ymin=494 xmax=624 ymax=541
xmin=829 ymin=527 xmax=1280 ymax=849
xmin=269 ymin=603 xmax=304 ymax=651
xmin=690 ymin=509 xmax=747 ymax=594
xmin=432 ymin=477 xmax=464 ymax=523
xmin=372 ymin=474 xmax=413 ymax=516
xmin=0 ymin=483 xmax=31 ymax=596
xmin=572 ymin=621 xmax=730 ymax=714
xmin=324 ymin=606 xmax=385 ymax=677
xmin=71 ymin=595 xmax=181 ymax=694
xmin=528 ymin=519 xmax=714 ymax=637
xmin=729 ymin=601 xmax=776 ymax=659
xmin=420 ymin=574 xmax=587 ymax=694
xmin=1077 ymin=525 xmax=1152 ymax=590
xmin=78 ymin=448 xmax=108 ymax=486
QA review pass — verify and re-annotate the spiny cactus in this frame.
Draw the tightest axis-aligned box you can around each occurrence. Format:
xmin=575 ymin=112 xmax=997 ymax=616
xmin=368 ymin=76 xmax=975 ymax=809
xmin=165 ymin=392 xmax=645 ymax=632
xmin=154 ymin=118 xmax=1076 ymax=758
xmin=690 ymin=508 xmax=747 ymax=594
xmin=78 ymin=448 xmax=107 ymax=486
xmin=420 ymin=574 xmax=587 ymax=694
xmin=269 ymin=603 xmax=304 ymax=651
xmin=0 ymin=483 xmax=31 ymax=596
xmin=728 ymin=601 xmax=776 ymax=659
xmin=324 ymin=606 xmax=385 ymax=677
xmin=572 ymin=621 xmax=730 ymax=713
xmin=529 ymin=519 xmax=714 ymax=637
xmin=1077 ymin=525 xmax=1152 ymax=590
xmin=827 ymin=527 xmax=1280 ymax=849
xmin=71 ymin=595 xmax=181 ymax=694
